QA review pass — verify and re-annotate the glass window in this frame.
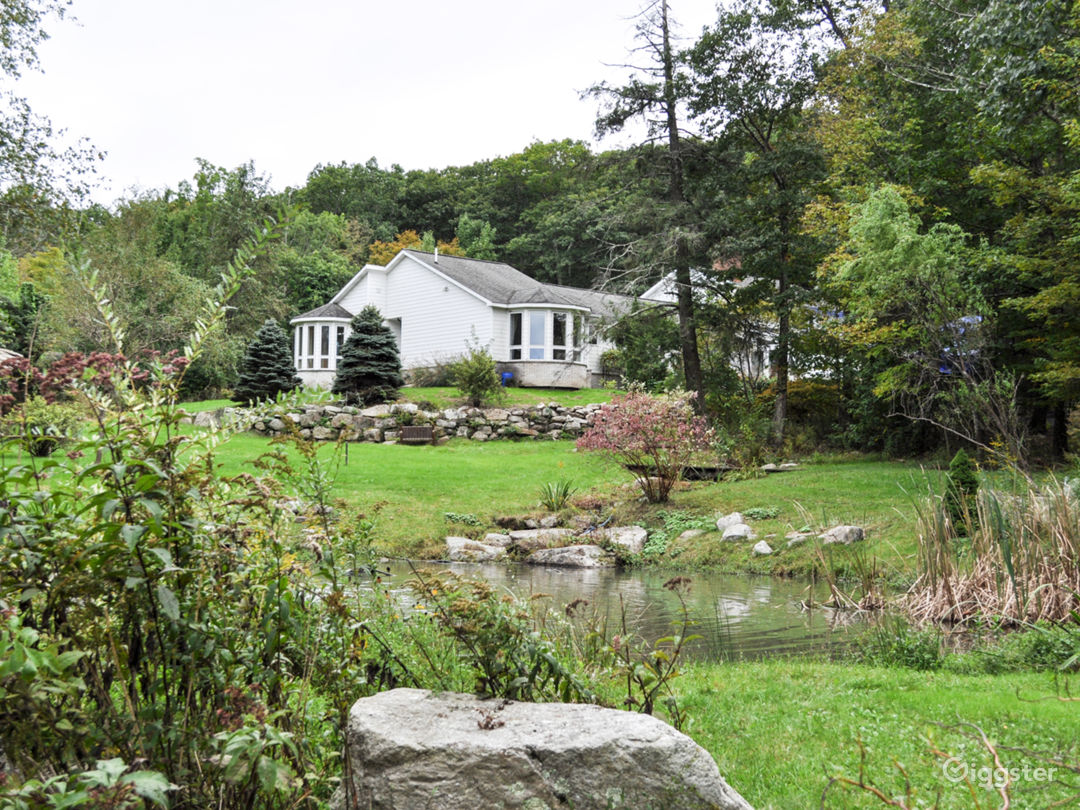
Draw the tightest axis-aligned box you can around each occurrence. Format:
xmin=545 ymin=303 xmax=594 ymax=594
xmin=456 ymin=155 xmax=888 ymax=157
xmin=510 ymin=312 xmax=522 ymax=360
xmin=529 ymin=311 xmax=545 ymax=360
xmin=336 ymin=326 xmax=345 ymax=365
xmin=307 ymin=325 xmax=315 ymax=368
xmin=552 ymin=312 xmax=567 ymax=360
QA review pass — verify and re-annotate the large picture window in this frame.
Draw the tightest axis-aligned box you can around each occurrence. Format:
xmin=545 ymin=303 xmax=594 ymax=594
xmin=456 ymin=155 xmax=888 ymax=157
xmin=529 ymin=311 xmax=545 ymax=360
xmin=510 ymin=312 xmax=522 ymax=360
xmin=552 ymin=312 xmax=567 ymax=360
xmin=508 ymin=310 xmax=583 ymax=363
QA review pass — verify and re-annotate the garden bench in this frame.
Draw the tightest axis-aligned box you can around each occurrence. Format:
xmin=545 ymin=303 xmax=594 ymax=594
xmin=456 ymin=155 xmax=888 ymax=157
xmin=399 ymin=425 xmax=435 ymax=445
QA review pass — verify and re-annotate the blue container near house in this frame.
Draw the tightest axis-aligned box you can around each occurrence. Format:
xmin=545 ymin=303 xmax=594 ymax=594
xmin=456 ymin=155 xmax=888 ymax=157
xmin=501 ymin=372 xmax=514 ymax=387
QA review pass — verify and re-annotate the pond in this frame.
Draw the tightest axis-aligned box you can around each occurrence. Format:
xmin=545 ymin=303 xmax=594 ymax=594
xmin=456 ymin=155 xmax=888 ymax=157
xmin=380 ymin=561 xmax=872 ymax=661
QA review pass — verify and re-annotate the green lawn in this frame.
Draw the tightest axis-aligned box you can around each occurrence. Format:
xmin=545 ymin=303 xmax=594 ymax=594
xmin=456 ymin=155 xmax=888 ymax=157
xmin=203 ymin=422 xmax=936 ymax=578
xmin=209 ymin=433 xmax=625 ymax=556
xmin=678 ymin=660 xmax=1080 ymax=809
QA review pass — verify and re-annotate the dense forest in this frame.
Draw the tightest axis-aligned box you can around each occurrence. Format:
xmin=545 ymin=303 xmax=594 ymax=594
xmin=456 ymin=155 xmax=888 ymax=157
xmin=2 ymin=0 xmax=1078 ymax=465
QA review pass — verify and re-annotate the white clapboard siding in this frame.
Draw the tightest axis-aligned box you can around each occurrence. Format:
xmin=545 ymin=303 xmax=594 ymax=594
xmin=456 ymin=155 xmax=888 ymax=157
xmin=384 ymin=255 xmax=493 ymax=367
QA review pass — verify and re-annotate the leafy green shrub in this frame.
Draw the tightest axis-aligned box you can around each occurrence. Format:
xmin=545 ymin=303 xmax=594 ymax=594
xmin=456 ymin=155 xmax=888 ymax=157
xmin=854 ymin=616 xmax=944 ymax=671
xmin=2 ymin=395 xmax=83 ymax=456
xmin=451 ymin=344 xmax=501 ymax=407
xmin=643 ymin=511 xmax=714 ymax=557
xmin=538 ymin=479 xmax=577 ymax=511
xmin=743 ymin=505 xmax=781 ymax=520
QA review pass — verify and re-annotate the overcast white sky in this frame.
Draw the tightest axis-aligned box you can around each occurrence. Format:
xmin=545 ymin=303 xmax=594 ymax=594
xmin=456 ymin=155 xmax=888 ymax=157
xmin=14 ymin=0 xmax=720 ymax=205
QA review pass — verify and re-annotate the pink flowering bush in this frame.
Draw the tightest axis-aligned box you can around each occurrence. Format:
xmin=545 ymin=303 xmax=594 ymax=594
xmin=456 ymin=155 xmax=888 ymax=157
xmin=576 ymin=390 xmax=713 ymax=502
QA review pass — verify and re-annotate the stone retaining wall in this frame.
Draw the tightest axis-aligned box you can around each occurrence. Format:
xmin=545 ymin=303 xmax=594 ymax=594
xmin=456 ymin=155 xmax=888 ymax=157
xmin=197 ymin=402 xmax=604 ymax=444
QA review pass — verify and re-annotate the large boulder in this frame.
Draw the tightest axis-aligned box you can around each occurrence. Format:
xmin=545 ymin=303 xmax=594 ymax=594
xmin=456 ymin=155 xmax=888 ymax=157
xmin=508 ymin=527 xmax=576 ymax=553
xmin=715 ymin=512 xmax=745 ymax=532
xmin=525 ymin=544 xmax=613 ymax=568
xmin=599 ymin=525 xmax=648 ymax=555
xmin=334 ymin=688 xmax=753 ymax=810
xmin=445 ymin=536 xmax=506 ymax=562
xmin=819 ymin=525 xmax=865 ymax=546
xmin=721 ymin=523 xmax=756 ymax=542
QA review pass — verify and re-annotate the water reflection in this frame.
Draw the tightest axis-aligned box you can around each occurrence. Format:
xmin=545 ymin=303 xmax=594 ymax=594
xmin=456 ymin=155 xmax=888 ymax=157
xmin=381 ymin=561 xmax=871 ymax=661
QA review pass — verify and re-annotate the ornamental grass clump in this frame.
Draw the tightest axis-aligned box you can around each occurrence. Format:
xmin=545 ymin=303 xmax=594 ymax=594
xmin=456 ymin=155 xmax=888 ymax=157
xmin=576 ymin=390 xmax=712 ymax=502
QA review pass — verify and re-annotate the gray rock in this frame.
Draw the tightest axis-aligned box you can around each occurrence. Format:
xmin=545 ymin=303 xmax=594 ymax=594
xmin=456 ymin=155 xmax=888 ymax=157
xmin=721 ymin=523 xmax=756 ymax=542
xmin=193 ymin=409 xmax=220 ymax=428
xmin=539 ymin=515 xmax=560 ymax=529
xmin=482 ymin=532 xmax=513 ymax=547
xmin=715 ymin=512 xmax=745 ymax=532
xmin=483 ymin=408 xmax=509 ymax=422
xmin=779 ymin=462 xmax=799 ymax=470
xmin=600 ymin=525 xmax=648 ymax=555
xmin=785 ymin=532 xmax=813 ymax=549
xmin=390 ymin=402 xmax=418 ymax=415
xmin=508 ymin=527 xmax=575 ymax=552
xmin=363 ymin=428 xmax=382 ymax=443
xmin=752 ymin=540 xmax=773 ymax=556
xmin=445 ymin=536 xmax=506 ymax=562
xmin=298 ymin=411 xmax=320 ymax=427
xmin=267 ymin=417 xmax=286 ymax=432
xmin=677 ymin=529 xmax=707 ymax=542
xmin=820 ymin=525 xmax=865 ymax=546
xmin=312 ymin=426 xmax=335 ymax=440
xmin=330 ymin=412 xmax=355 ymax=429
xmin=334 ymin=688 xmax=753 ymax=810
xmin=383 ymin=430 xmax=400 ymax=443
xmin=361 ymin=404 xmax=391 ymax=418
xmin=760 ymin=463 xmax=779 ymax=472
xmin=526 ymin=544 xmax=613 ymax=568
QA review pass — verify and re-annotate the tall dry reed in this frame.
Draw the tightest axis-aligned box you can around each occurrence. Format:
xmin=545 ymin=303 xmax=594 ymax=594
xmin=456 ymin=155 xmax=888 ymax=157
xmin=907 ymin=479 xmax=1080 ymax=625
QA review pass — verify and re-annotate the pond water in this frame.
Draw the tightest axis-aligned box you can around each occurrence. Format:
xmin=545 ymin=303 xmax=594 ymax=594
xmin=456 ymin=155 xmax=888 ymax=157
xmin=380 ymin=561 xmax=872 ymax=661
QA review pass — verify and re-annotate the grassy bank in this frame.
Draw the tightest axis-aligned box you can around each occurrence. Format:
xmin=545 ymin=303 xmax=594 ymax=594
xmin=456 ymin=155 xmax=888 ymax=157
xmin=678 ymin=660 xmax=1079 ymax=809
xmin=206 ymin=425 xmax=933 ymax=578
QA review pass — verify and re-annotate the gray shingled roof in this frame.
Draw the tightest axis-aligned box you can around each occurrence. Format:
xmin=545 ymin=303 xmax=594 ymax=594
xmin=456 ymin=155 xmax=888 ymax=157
xmin=401 ymin=250 xmax=629 ymax=314
xmin=294 ymin=302 xmax=354 ymax=320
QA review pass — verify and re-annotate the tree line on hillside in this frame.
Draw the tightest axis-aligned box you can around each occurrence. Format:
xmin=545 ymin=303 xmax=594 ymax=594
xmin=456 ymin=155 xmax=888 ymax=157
xmin=2 ymin=0 xmax=1078 ymax=466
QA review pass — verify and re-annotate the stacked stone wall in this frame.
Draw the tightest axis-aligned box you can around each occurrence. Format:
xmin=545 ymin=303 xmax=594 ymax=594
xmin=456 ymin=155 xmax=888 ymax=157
xmin=195 ymin=402 xmax=604 ymax=444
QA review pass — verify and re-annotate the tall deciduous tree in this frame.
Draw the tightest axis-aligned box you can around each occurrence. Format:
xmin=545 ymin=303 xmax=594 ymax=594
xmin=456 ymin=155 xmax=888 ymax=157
xmin=588 ymin=0 xmax=706 ymax=407
xmin=686 ymin=0 xmax=830 ymax=444
xmin=332 ymin=305 xmax=404 ymax=405
xmin=0 ymin=0 xmax=101 ymax=254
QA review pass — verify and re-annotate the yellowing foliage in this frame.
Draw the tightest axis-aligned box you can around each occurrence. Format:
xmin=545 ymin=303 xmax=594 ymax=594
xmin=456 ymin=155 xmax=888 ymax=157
xmin=368 ymin=230 xmax=466 ymax=266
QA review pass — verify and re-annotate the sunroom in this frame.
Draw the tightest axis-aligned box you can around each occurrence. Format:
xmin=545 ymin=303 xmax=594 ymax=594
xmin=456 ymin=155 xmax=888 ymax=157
xmin=498 ymin=307 xmax=592 ymax=388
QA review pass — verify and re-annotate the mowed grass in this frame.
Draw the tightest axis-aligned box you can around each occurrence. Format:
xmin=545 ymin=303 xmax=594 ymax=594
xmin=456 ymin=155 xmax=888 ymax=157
xmin=209 ymin=433 xmax=626 ymax=556
xmin=677 ymin=660 xmax=1080 ymax=809
xmin=203 ymin=423 xmax=934 ymax=577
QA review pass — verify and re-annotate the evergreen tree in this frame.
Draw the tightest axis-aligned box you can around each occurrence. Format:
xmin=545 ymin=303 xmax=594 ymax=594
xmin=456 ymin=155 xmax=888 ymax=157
xmin=944 ymin=449 xmax=980 ymax=534
xmin=233 ymin=319 xmax=302 ymax=404
xmin=333 ymin=305 xmax=404 ymax=405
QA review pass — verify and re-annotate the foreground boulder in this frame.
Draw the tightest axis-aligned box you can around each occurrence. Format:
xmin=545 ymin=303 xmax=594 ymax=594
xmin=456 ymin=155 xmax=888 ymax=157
xmin=335 ymin=688 xmax=753 ymax=810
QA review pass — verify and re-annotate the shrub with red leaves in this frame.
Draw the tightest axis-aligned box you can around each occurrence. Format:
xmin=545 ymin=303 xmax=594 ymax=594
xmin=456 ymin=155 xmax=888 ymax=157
xmin=576 ymin=390 xmax=713 ymax=502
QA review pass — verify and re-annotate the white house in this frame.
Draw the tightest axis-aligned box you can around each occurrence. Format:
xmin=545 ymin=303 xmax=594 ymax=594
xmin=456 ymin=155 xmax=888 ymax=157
xmin=291 ymin=249 xmax=635 ymax=389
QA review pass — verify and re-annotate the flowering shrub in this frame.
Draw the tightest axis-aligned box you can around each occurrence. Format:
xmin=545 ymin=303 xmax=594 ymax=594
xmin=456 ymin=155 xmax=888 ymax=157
xmin=576 ymin=390 xmax=713 ymax=502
